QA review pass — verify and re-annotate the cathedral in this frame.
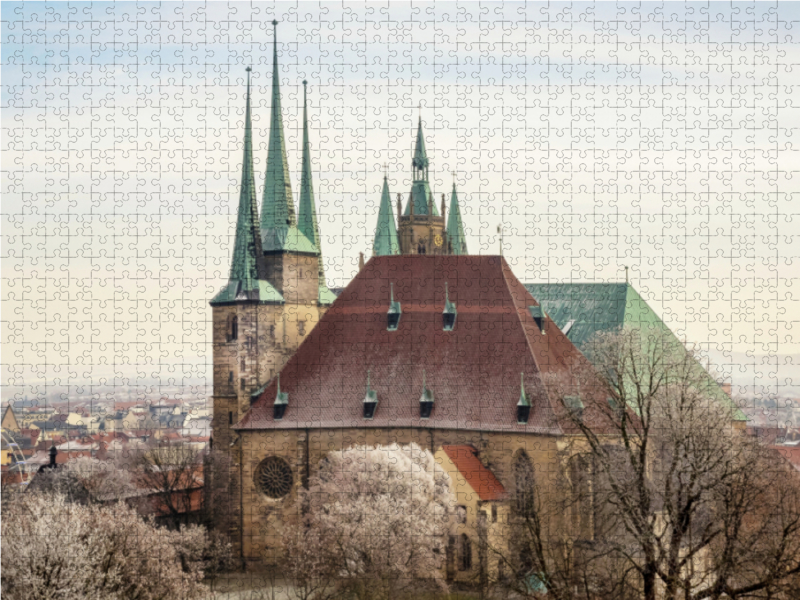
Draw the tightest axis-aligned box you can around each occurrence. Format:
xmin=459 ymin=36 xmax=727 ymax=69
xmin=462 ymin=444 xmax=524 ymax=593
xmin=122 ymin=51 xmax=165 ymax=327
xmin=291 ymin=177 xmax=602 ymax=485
xmin=208 ymin=24 xmax=738 ymax=577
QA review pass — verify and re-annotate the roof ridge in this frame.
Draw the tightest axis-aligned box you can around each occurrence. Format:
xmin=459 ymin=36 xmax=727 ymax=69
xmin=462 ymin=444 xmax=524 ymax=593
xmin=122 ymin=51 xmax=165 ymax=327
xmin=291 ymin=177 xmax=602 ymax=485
xmin=499 ymin=258 xmax=563 ymax=434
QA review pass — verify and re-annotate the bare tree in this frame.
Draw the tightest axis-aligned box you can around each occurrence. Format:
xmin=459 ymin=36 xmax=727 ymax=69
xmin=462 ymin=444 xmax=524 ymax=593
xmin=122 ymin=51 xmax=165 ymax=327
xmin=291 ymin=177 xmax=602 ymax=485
xmin=490 ymin=329 xmax=800 ymax=600
xmin=133 ymin=445 xmax=203 ymax=528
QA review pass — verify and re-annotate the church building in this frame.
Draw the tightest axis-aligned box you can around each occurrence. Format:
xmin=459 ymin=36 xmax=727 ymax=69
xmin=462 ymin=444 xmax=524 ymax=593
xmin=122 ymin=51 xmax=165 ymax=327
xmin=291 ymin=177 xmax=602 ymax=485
xmin=208 ymin=23 xmax=738 ymax=578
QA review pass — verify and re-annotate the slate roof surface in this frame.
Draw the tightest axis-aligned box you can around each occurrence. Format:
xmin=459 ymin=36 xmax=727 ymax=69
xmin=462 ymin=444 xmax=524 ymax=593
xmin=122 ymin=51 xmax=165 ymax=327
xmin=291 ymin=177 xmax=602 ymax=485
xmin=441 ymin=445 xmax=506 ymax=501
xmin=238 ymin=255 xmax=610 ymax=433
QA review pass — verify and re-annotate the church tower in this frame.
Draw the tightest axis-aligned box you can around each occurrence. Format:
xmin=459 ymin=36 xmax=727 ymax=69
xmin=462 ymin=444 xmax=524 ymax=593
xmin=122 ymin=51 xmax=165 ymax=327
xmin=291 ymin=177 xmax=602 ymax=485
xmin=397 ymin=117 xmax=450 ymax=255
xmin=210 ymin=22 xmax=332 ymax=447
xmin=373 ymin=116 xmax=469 ymax=256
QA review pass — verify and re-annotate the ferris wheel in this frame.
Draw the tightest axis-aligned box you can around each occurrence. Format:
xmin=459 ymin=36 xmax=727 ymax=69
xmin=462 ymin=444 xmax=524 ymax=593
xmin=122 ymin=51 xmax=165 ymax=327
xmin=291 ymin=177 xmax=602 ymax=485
xmin=1 ymin=429 xmax=32 ymax=486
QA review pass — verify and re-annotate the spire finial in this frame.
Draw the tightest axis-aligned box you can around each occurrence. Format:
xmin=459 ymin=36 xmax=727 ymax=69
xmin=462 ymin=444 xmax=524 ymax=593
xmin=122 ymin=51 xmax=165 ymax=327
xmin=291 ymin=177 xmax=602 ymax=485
xmin=390 ymin=282 xmax=394 ymax=303
xmin=272 ymin=19 xmax=278 ymax=26
xmin=366 ymin=369 xmax=371 ymax=392
xmin=625 ymin=266 xmax=629 ymax=284
xmin=277 ymin=373 xmax=281 ymax=394
xmin=422 ymin=368 xmax=426 ymax=390
xmin=383 ymin=163 xmax=388 ymax=177
xmin=445 ymin=281 xmax=449 ymax=302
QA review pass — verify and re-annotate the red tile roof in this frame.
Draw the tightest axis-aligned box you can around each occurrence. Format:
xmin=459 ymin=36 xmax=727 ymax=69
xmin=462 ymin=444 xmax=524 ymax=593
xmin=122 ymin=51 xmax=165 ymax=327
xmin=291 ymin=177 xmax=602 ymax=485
xmin=772 ymin=445 xmax=800 ymax=473
xmin=441 ymin=445 xmax=506 ymax=501
xmin=238 ymin=255 xmax=610 ymax=433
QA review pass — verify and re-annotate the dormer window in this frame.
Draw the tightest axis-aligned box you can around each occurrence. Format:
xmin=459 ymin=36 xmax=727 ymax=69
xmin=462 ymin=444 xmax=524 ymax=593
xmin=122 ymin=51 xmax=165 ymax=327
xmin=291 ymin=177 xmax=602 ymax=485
xmin=363 ymin=370 xmax=378 ymax=420
xmin=517 ymin=373 xmax=531 ymax=424
xmin=419 ymin=370 xmax=434 ymax=419
xmin=528 ymin=306 xmax=545 ymax=334
xmin=442 ymin=282 xmax=457 ymax=331
xmin=387 ymin=283 xmax=401 ymax=331
xmin=273 ymin=374 xmax=288 ymax=420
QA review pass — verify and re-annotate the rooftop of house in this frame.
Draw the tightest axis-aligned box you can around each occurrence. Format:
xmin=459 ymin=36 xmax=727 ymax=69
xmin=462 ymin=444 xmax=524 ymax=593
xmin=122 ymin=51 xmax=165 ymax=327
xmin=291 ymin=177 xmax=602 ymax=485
xmin=440 ymin=445 xmax=506 ymax=501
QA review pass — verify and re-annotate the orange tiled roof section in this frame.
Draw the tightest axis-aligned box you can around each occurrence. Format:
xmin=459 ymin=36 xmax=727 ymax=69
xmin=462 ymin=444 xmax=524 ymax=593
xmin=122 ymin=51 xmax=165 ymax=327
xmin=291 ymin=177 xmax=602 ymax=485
xmin=442 ymin=445 xmax=506 ymax=501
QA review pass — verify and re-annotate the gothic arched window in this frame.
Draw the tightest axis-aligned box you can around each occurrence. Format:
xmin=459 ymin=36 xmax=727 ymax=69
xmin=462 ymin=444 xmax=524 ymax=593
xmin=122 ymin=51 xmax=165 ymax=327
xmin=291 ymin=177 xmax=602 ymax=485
xmin=514 ymin=450 xmax=536 ymax=516
xmin=458 ymin=534 xmax=472 ymax=571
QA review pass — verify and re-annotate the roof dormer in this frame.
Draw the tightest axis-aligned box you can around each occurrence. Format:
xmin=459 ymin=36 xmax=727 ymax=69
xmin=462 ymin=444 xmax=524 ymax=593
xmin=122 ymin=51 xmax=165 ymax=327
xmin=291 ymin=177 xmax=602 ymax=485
xmin=273 ymin=374 xmax=288 ymax=420
xmin=442 ymin=282 xmax=457 ymax=331
xmin=517 ymin=373 xmax=531 ymax=424
xmin=387 ymin=283 xmax=401 ymax=331
xmin=363 ymin=370 xmax=378 ymax=420
xmin=419 ymin=369 xmax=434 ymax=419
xmin=528 ymin=305 xmax=546 ymax=335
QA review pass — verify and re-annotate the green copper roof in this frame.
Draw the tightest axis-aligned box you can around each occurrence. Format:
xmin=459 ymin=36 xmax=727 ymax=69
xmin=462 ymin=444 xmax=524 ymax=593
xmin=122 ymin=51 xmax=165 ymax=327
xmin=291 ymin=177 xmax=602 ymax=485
xmin=260 ymin=22 xmax=296 ymax=235
xmin=211 ymin=69 xmax=282 ymax=307
xmin=318 ymin=285 xmax=338 ymax=305
xmin=403 ymin=180 xmax=439 ymax=216
xmin=446 ymin=182 xmax=468 ymax=254
xmin=262 ymin=224 xmax=318 ymax=254
xmin=524 ymin=282 xmax=746 ymax=421
xmin=403 ymin=118 xmax=438 ymax=216
xmin=298 ymin=81 xmax=321 ymax=254
xmin=412 ymin=117 xmax=429 ymax=170
xmin=297 ymin=81 xmax=335 ymax=303
xmin=373 ymin=176 xmax=400 ymax=256
xmin=211 ymin=279 xmax=284 ymax=305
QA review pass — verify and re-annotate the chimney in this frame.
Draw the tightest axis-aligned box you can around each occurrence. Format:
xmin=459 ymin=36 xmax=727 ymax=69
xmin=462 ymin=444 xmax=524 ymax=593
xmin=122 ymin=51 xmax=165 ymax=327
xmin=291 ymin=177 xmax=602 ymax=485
xmin=441 ymin=193 xmax=446 ymax=221
xmin=358 ymin=252 xmax=365 ymax=271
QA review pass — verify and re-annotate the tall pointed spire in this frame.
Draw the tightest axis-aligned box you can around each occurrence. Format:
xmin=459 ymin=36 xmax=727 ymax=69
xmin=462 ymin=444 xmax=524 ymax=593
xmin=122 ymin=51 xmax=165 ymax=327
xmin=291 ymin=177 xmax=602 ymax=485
xmin=412 ymin=116 xmax=429 ymax=175
xmin=298 ymin=81 xmax=336 ymax=304
xmin=373 ymin=174 xmax=399 ymax=256
xmin=447 ymin=180 xmax=468 ymax=255
xmin=298 ymin=81 xmax=328 ymax=285
xmin=403 ymin=115 xmax=438 ymax=216
xmin=261 ymin=20 xmax=297 ymax=234
xmin=210 ymin=69 xmax=282 ymax=306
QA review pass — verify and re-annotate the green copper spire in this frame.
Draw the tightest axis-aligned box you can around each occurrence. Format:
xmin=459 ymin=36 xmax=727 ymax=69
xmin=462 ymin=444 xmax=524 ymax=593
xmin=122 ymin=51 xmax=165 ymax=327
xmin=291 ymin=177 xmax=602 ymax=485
xmin=447 ymin=180 xmax=468 ymax=255
xmin=211 ymin=68 xmax=282 ymax=306
xmin=373 ymin=174 xmax=399 ymax=256
xmin=260 ymin=21 xmax=318 ymax=255
xmin=412 ymin=116 xmax=429 ymax=173
xmin=298 ymin=81 xmax=336 ymax=304
xmin=298 ymin=81 xmax=320 ymax=253
xmin=261 ymin=21 xmax=297 ymax=234
xmin=403 ymin=116 xmax=438 ymax=216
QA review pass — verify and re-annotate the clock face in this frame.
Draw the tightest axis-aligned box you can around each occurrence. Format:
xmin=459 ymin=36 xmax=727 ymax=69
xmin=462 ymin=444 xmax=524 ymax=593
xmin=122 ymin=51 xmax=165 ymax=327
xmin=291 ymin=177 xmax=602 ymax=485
xmin=434 ymin=234 xmax=443 ymax=247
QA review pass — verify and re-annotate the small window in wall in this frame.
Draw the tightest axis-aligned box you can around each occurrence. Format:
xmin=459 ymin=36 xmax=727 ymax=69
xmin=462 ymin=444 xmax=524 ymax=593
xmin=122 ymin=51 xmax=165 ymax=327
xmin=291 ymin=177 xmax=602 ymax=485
xmin=228 ymin=411 xmax=233 ymax=425
xmin=491 ymin=504 xmax=498 ymax=523
xmin=240 ymin=378 xmax=245 ymax=391
xmin=458 ymin=534 xmax=472 ymax=571
xmin=230 ymin=315 xmax=238 ymax=341
xmin=456 ymin=505 xmax=467 ymax=524
xmin=298 ymin=320 xmax=306 ymax=336
xmin=228 ymin=371 xmax=233 ymax=384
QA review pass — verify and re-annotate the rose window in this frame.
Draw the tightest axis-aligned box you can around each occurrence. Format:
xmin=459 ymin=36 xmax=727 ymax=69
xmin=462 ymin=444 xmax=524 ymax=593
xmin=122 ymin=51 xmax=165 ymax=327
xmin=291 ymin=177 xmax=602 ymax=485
xmin=254 ymin=456 xmax=293 ymax=498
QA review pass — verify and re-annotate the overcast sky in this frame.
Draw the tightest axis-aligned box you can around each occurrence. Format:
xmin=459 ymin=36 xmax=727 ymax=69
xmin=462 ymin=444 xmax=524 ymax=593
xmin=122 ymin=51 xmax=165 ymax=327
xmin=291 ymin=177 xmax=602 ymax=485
xmin=3 ymin=1 xmax=799 ymax=404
